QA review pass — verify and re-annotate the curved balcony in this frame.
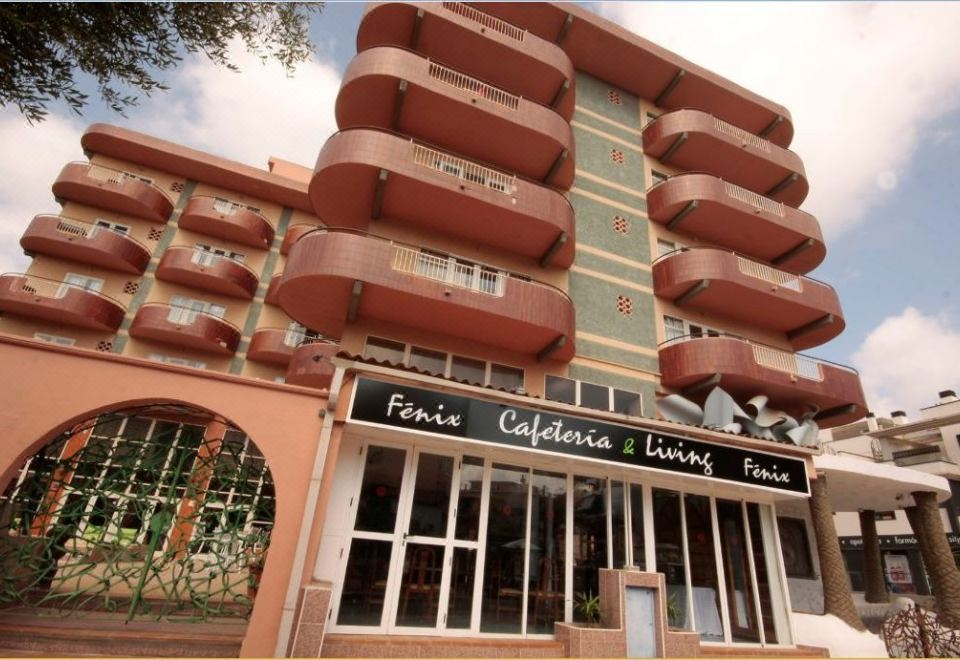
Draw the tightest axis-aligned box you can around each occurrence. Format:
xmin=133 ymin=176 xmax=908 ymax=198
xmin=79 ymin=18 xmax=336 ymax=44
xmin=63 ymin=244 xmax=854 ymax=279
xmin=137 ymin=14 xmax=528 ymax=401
xmin=279 ymin=229 xmax=575 ymax=361
xmin=52 ymin=162 xmax=174 ymax=223
xmin=0 ymin=273 xmax=125 ymax=331
xmin=129 ymin=303 xmax=241 ymax=355
xmin=264 ymin=273 xmax=282 ymax=306
xmin=643 ymin=110 xmax=808 ymax=207
xmin=281 ymin=225 xmax=323 ymax=256
xmin=285 ymin=339 xmax=341 ymax=389
xmin=309 ymin=129 xmax=575 ymax=266
xmin=155 ymin=246 xmax=259 ymax=300
xmin=653 ymin=248 xmax=844 ymax=350
xmin=20 ymin=214 xmax=151 ymax=274
xmin=646 ymin=174 xmax=825 ymax=274
xmin=358 ymin=2 xmax=575 ymax=120
xmin=246 ymin=327 xmax=298 ymax=366
xmin=177 ymin=196 xmax=275 ymax=249
xmin=658 ymin=335 xmax=867 ymax=428
xmin=336 ymin=47 xmax=574 ymax=189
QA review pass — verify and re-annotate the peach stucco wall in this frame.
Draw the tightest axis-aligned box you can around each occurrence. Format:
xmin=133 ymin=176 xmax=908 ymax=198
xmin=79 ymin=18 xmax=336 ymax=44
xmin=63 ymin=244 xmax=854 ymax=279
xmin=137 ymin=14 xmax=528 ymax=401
xmin=0 ymin=334 xmax=328 ymax=657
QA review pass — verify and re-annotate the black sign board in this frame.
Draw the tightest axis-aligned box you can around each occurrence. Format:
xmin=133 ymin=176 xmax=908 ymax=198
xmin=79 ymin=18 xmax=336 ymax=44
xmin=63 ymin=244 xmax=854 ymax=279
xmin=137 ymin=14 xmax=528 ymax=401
xmin=348 ymin=377 xmax=810 ymax=495
xmin=840 ymin=534 xmax=960 ymax=550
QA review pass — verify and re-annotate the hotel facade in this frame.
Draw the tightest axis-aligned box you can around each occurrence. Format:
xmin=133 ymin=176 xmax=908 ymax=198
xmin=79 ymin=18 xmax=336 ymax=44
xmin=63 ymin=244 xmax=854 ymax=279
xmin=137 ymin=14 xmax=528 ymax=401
xmin=0 ymin=3 xmax=956 ymax=657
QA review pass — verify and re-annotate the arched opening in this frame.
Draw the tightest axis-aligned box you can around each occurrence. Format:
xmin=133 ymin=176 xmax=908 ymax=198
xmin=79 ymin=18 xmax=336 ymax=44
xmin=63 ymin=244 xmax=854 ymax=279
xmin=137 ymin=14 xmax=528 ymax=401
xmin=0 ymin=403 xmax=275 ymax=623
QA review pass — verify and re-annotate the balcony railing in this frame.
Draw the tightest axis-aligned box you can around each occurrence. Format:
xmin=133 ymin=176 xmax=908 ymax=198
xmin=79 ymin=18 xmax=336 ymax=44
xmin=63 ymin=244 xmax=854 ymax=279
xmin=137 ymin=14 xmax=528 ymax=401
xmin=85 ymin=164 xmax=153 ymax=186
xmin=427 ymin=61 xmax=520 ymax=110
xmin=735 ymin=255 xmax=802 ymax=292
xmin=441 ymin=1 xmax=525 ymax=41
xmin=892 ymin=445 xmax=948 ymax=467
xmin=212 ymin=197 xmax=260 ymax=216
xmin=411 ymin=143 xmax=516 ymax=194
xmin=713 ymin=116 xmax=771 ymax=153
xmin=11 ymin=273 xmax=98 ymax=300
xmin=392 ymin=244 xmax=506 ymax=296
xmin=722 ymin=181 xmax=784 ymax=217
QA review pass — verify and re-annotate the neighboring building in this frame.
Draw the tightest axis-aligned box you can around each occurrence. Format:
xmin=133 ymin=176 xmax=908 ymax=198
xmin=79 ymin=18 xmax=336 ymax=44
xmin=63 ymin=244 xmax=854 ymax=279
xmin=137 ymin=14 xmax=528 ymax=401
xmin=823 ymin=390 xmax=960 ymax=596
xmin=6 ymin=2 xmax=946 ymax=658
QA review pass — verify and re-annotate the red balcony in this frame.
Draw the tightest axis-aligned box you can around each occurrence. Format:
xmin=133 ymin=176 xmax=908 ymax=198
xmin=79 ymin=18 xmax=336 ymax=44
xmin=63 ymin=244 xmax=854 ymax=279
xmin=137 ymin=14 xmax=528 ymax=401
xmin=246 ymin=327 xmax=298 ymax=366
xmin=279 ymin=229 xmax=575 ymax=361
xmin=129 ymin=303 xmax=241 ymax=355
xmin=20 ymin=214 xmax=151 ymax=274
xmin=646 ymin=174 xmax=825 ymax=274
xmin=653 ymin=248 xmax=844 ymax=350
xmin=52 ymin=162 xmax=174 ymax=223
xmin=285 ymin=339 xmax=341 ymax=389
xmin=310 ymin=129 xmax=575 ymax=266
xmin=358 ymin=2 xmax=574 ymax=120
xmin=658 ymin=335 xmax=867 ymax=427
xmin=281 ymin=225 xmax=322 ymax=256
xmin=156 ymin=246 xmax=259 ymax=300
xmin=0 ymin=273 xmax=125 ymax=331
xmin=643 ymin=110 xmax=808 ymax=207
xmin=470 ymin=3 xmax=794 ymax=147
xmin=264 ymin=273 xmax=282 ymax=306
xmin=178 ymin=196 xmax=275 ymax=249
xmin=336 ymin=47 xmax=574 ymax=189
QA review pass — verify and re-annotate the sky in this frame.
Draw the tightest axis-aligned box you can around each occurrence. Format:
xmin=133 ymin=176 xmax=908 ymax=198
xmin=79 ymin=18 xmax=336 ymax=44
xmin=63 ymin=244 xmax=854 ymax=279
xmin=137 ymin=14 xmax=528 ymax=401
xmin=1 ymin=1 xmax=957 ymax=419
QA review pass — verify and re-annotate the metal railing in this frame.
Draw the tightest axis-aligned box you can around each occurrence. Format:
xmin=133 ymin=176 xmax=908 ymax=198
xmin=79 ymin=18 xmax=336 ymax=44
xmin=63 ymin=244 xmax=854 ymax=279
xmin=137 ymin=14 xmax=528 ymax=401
xmin=723 ymin=181 xmax=784 ymax=217
xmin=68 ymin=161 xmax=173 ymax=203
xmin=412 ymin=143 xmax=515 ymax=194
xmin=183 ymin=247 xmax=258 ymax=279
xmin=441 ymin=2 xmax=525 ymax=41
xmin=146 ymin=302 xmax=238 ymax=330
xmin=3 ymin=272 xmax=122 ymax=305
xmin=427 ymin=61 xmax=520 ymax=110
xmin=893 ymin=445 xmax=947 ymax=467
xmin=736 ymin=255 xmax=802 ymax=291
xmin=212 ymin=197 xmax=262 ymax=217
xmin=41 ymin=214 xmax=146 ymax=246
xmin=713 ymin=116 xmax=771 ymax=153
xmin=392 ymin=244 xmax=506 ymax=296
xmin=751 ymin=343 xmax=822 ymax=381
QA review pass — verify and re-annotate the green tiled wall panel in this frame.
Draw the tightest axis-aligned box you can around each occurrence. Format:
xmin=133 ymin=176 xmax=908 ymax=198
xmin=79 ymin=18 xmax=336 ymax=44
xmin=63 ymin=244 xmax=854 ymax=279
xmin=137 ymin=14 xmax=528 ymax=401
xmin=571 ymin=193 xmax=651 ymax=265
xmin=575 ymin=337 xmax=660 ymax=374
xmin=574 ymin=250 xmax=652 ymax=288
xmin=569 ymin=271 xmax=658 ymax=347
xmin=574 ymin=72 xmax=641 ymax=128
xmin=572 ymin=125 xmax=645 ymax=191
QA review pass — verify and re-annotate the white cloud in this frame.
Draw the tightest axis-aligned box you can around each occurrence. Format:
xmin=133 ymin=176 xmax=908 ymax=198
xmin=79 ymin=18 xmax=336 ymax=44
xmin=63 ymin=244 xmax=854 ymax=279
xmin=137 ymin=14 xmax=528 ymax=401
xmin=0 ymin=111 xmax=85 ymax=274
xmin=599 ymin=2 xmax=960 ymax=238
xmin=852 ymin=307 xmax=960 ymax=417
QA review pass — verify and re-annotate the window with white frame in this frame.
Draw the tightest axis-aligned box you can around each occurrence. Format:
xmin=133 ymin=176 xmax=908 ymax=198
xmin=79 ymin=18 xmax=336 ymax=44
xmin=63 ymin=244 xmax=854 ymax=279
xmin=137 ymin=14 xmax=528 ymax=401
xmin=167 ymin=295 xmax=226 ymax=325
xmin=212 ymin=197 xmax=261 ymax=216
xmin=412 ymin=250 xmax=504 ymax=296
xmin=58 ymin=273 xmax=104 ymax=298
xmin=93 ymin=219 xmax=130 ymax=235
xmin=657 ymin=238 xmax=683 ymax=258
xmin=149 ymin=353 xmax=207 ymax=369
xmin=663 ymin=315 xmax=720 ymax=343
xmin=545 ymin=375 xmax=642 ymax=416
xmin=283 ymin=321 xmax=322 ymax=347
xmin=192 ymin=243 xmax=246 ymax=267
xmin=34 ymin=332 xmax=76 ymax=347
xmin=362 ymin=336 xmax=524 ymax=391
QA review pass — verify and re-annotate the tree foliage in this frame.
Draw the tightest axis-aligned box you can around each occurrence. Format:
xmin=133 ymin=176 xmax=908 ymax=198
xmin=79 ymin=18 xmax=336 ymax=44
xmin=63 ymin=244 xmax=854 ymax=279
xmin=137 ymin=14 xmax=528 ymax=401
xmin=0 ymin=2 xmax=323 ymax=123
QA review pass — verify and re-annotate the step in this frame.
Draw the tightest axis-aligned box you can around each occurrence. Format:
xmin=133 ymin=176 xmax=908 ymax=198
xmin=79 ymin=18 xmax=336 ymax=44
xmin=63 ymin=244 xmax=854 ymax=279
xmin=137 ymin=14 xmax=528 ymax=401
xmin=321 ymin=633 xmax=567 ymax=658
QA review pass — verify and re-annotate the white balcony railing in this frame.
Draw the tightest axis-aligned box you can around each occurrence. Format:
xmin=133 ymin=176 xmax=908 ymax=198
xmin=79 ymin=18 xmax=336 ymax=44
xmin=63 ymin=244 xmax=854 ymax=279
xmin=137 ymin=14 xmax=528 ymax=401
xmin=392 ymin=245 xmax=505 ymax=296
xmin=427 ymin=61 xmax=520 ymax=110
xmin=723 ymin=181 xmax=785 ymax=217
xmin=736 ymin=255 xmax=802 ymax=292
xmin=412 ymin=143 xmax=516 ymax=195
xmin=85 ymin=164 xmax=153 ymax=186
xmin=713 ymin=117 xmax=772 ymax=153
xmin=441 ymin=2 xmax=526 ymax=41
xmin=751 ymin=343 xmax=823 ymax=381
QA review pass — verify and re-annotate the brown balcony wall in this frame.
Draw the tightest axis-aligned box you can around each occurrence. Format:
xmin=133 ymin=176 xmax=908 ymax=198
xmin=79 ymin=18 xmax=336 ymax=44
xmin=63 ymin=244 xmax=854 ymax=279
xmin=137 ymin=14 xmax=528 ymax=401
xmin=646 ymin=174 xmax=825 ymax=274
xmin=155 ymin=247 xmax=259 ymax=300
xmin=336 ymin=47 xmax=574 ymax=189
xmin=178 ymin=196 xmax=275 ymax=249
xmin=247 ymin=328 xmax=297 ymax=366
xmin=52 ymin=162 xmax=174 ymax=223
xmin=285 ymin=341 xmax=340 ymax=389
xmin=0 ymin=273 xmax=125 ymax=331
xmin=469 ymin=3 xmax=794 ymax=147
xmin=653 ymin=248 xmax=845 ymax=350
xmin=20 ymin=215 xmax=151 ymax=274
xmin=129 ymin=303 xmax=241 ymax=355
xmin=281 ymin=225 xmax=321 ymax=256
xmin=279 ymin=230 xmax=575 ymax=361
xmin=658 ymin=336 xmax=867 ymax=427
xmin=309 ymin=129 xmax=575 ymax=267
xmin=264 ymin=274 xmax=283 ymax=306
xmin=358 ymin=2 xmax=575 ymax=119
xmin=643 ymin=110 xmax=808 ymax=207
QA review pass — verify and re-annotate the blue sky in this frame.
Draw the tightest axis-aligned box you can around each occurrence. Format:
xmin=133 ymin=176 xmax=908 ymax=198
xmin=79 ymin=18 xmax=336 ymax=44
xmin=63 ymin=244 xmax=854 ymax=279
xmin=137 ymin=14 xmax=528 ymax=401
xmin=0 ymin=1 xmax=957 ymax=417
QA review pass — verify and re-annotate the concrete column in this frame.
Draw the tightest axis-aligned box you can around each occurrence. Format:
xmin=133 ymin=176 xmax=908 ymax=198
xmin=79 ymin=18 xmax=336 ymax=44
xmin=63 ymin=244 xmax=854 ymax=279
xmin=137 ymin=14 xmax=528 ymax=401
xmin=858 ymin=510 xmax=890 ymax=603
xmin=908 ymin=491 xmax=960 ymax=628
xmin=808 ymin=474 xmax=865 ymax=630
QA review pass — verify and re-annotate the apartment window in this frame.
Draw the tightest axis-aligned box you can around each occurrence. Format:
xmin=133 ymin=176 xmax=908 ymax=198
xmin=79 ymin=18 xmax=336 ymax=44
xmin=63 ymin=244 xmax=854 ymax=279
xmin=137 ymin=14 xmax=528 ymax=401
xmin=149 ymin=354 xmax=207 ymax=369
xmin=650 ymin=170 xmax=669 ymax=186
xmin=212 ymin=197 xmax=261 ymax=216
xmin=663 ymin=315 xmax=720 ymax=342
xmin=545 ymin=375 xmax=642 ymax=416
xmin=34 ymin=333 xmax=76 ymax=347
xmin=363 ymin=336 xmax=524 ymax=391
xmin=120 ymin=171 xmax=153 ymax=185
xmin=168 ymin=295 xmax=226 ymax=325
xmin=776 ymin=517 xmax=815 ymax=579
xmin=193 ymin=243 xmax=245 ymax=266
xmin=58 ymin=273 xmax=104 ymax=297
xmin=94 ymin=219 xmax=130 ymax=235
xmin=657 ymin=239 xmax=682 ymax=257
xmin=283 ymin=322 xmax=322 ymax=347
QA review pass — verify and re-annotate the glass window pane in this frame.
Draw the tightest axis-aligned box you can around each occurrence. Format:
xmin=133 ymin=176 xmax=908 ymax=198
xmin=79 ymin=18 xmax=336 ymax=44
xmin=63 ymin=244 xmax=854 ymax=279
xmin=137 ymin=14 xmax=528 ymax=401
xmin=480 ymin=464 xmax=529 ymax=633
xmin=489 ymin=364 xmax=523 ymax=392
xmin=717 ymin=500 xmax=760 ymax=642
xmin=527 ymin=470 xmax=566 ymax=634
xmin=336 ymin=538 xmax=392 ymax=626
xmin=664 ymin=316 xmax=685 ymax=342
xmin=654 ymin=489 xmax=688 ymax=629
xmin=408 ymin=453 xmax=453 ymax=538
xmin=573 ymin=476 xmax=607 ymax=622
xmin=776 ymin=517 xmax=814 ymax=579
xmin=629 ymin=484 xmax=645 ymax=570
xmin=409 ymin=347 xmax=447 ymax=376
xmin=684 ymin=494 xmax=723 ymax=641
xmin=613 ymin=389 xmax=642 ymax=416
xmin=455 ymin=456 xmax=484 ymax=541
xmin=747 ymin=503 xmax=778 ymax=644
xmin=611 ymin=481 xmax=627 ymax=569
xmin=363 ymin=337 xmax=405 ymax=364
xmin=580 ymin=382 xmax=610 ymax=411
xmin=545 ymin=375 xmax=576 ymax=405
xmin=395 ymin=543 xmax=445 ymax=627
xmin=447 ymin=548 xmax=478 ymax=629
xmin=354 ymin=446 xmax=406 ymax=533
xmin=450 ymin=356 xmax=485 ymax=386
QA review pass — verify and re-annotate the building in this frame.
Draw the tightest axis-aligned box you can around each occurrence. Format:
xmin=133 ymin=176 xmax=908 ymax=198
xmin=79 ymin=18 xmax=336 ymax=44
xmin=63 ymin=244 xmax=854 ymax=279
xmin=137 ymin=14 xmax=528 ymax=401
xmin=822 ymin=390 xmax=960 ymax=597
xmin=1 ymin=2 xmax=954 ymax=657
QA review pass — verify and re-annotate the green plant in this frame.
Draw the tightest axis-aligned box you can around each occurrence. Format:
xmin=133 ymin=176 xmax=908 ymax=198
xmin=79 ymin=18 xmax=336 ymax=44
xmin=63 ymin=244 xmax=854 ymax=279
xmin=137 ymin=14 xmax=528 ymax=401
xmin=666 ymin=592 xmax=683 ymax=628
xmin=575 ymin=590 xmax=601 ymax=625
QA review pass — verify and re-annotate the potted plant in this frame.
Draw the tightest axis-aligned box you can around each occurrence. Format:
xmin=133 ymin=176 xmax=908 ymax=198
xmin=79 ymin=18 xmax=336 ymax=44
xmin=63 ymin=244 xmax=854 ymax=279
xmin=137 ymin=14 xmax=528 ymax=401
xmin=575 ymin=590 xmax=601 ymax=626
